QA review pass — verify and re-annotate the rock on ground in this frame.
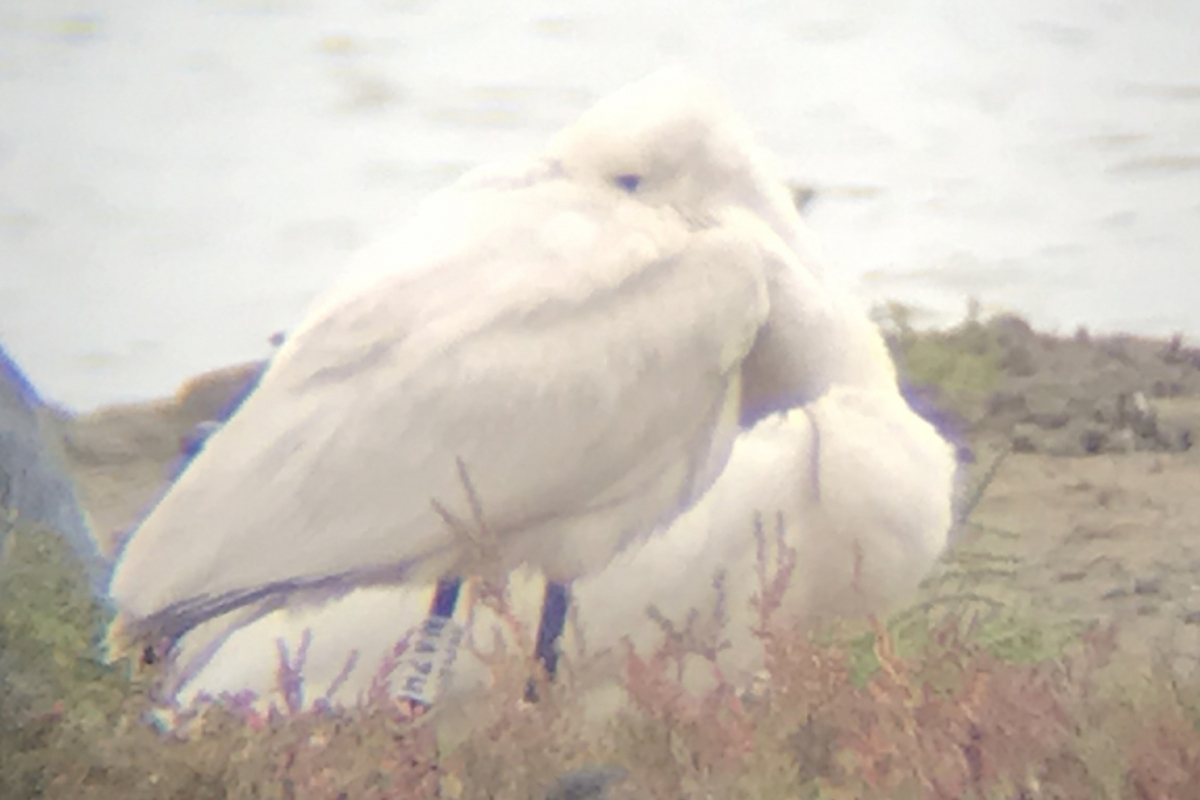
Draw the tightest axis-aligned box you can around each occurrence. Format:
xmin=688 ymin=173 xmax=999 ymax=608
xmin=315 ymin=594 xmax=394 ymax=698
xmin=0 ymin=344 xmax=106 ymax=593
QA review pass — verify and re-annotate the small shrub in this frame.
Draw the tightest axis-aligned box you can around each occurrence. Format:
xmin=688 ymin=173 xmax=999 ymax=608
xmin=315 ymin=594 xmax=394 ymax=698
xmin=5 ymin=459 xmax=1200 ymax=799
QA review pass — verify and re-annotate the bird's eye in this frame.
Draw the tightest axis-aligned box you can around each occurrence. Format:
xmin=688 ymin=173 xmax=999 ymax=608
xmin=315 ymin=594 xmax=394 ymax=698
xmin=613 ymin=174 xmax=641 ymax=192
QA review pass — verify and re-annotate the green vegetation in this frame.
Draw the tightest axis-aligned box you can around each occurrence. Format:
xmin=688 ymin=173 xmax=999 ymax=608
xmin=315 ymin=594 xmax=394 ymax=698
xmin=4 ymin=498 xmax=1199 ymax=799
xmin=873 ymin=300 xmax=1008 ymax=419
xmin=1 ymin=511 xmax=128 ymax=798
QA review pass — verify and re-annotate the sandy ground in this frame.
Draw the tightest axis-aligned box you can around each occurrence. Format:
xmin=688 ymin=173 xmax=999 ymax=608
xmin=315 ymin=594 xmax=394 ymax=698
xmin=907 ymin=318 xmax=1200 ymax=673
xmin=956 ymin=433 xmax=1200 ymax=672
xmin=59 ymin=321 xmax=1200 ymax=680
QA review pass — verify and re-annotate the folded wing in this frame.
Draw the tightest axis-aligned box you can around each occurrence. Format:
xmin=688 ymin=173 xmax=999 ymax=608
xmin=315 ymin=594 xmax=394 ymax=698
xmin=110 ymin=177 xmax=774 ymax=644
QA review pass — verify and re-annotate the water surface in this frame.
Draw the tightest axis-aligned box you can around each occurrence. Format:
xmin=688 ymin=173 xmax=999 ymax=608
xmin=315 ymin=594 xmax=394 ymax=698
xmin=1 ymin=0 xmax=1198 ymax=409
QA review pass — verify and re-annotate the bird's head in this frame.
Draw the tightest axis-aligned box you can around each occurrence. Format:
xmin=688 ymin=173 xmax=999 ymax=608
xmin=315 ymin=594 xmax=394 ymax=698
xmin=547 ymin=67 xmax=803 ymax=251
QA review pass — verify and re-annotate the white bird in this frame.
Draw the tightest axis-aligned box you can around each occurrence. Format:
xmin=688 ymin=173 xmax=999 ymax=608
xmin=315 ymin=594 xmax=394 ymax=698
xmin=108 ymin=68 xmax=854 ymax=667
xmin=159 ymin=357 xmax=956 ymax=728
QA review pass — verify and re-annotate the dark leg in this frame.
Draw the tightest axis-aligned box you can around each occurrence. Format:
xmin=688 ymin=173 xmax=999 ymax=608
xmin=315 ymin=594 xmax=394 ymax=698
xmin=397 ymin=577 xmax=464 ymax=708
xmin=527 ymin=580 xmax=571 ymax=701
xmin=431 ymin=576 xmax=462 ymax=618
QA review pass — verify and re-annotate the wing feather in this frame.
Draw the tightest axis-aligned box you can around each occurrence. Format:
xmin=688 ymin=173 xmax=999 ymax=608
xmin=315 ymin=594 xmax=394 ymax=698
xmin=111 ymin=180 xmax=772 ymax=643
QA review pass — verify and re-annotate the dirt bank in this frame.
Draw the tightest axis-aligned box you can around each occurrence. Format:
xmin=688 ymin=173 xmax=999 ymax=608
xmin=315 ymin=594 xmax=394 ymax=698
xmin=884 ymin=312 xmax=1200 ymax=673
xmin=58 ymin=360 xmax=263 ymax=558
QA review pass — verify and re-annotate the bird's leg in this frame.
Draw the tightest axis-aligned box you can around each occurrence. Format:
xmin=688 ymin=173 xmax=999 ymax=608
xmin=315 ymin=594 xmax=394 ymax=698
xmin=396 ymin=576 xmax=465 ymax=708
xmin=431 ymin=575 xmax=462 ymax=618
xmin=526 ymin=579 xmax=571 ymax=701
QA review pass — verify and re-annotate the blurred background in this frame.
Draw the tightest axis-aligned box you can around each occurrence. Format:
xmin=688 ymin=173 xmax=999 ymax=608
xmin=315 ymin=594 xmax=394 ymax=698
xmin=1 ymin=0 xmax=1198 ymax=411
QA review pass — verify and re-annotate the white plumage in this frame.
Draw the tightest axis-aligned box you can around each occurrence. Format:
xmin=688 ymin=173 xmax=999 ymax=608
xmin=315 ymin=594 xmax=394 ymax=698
xmin=108 ymin=68 xmax=849 ymax=651
xmin=162 ymin=367 xmax=956 ymax=723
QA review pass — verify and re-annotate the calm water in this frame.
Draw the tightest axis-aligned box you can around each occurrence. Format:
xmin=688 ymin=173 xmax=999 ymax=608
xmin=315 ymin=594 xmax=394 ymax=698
xmin=2 ymin=0 xmax=1198 ymax=410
